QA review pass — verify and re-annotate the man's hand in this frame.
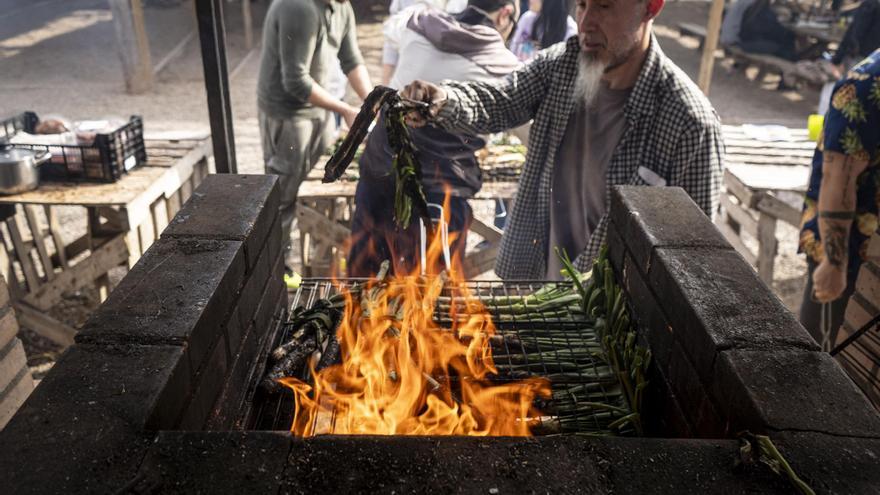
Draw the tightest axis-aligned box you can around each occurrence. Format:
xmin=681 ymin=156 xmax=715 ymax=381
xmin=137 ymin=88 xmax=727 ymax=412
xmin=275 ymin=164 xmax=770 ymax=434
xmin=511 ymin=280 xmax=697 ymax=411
xmin=400 ymin=80 xmax=447 ymax=127
xmin=813 ymin=259 xmax=848 ymax=303
xmin=341 ymin=105 xmax=359 ymax=129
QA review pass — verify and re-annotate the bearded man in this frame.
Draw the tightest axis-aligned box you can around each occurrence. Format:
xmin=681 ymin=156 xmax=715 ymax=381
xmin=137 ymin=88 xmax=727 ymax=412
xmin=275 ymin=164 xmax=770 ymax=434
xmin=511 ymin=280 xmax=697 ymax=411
xmin=402 ymin=0 xmax=724 ymax=279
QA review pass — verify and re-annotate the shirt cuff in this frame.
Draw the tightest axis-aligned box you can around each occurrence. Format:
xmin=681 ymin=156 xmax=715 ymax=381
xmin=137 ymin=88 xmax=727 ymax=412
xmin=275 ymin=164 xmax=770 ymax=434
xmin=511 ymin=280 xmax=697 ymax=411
xmin=433 ymin=85 xmax=460 ymax=129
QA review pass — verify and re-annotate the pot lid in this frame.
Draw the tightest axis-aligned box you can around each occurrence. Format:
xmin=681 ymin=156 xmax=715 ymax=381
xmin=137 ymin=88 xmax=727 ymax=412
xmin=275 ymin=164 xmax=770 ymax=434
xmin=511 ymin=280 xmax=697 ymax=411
xmin=0 ymin=147 xmax=40 ymax=166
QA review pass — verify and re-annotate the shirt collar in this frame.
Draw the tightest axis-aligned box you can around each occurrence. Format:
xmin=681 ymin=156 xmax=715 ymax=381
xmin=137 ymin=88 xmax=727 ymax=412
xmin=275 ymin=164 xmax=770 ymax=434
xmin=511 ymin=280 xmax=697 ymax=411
xmin=316 ymin=0 xmax=334 ymax=13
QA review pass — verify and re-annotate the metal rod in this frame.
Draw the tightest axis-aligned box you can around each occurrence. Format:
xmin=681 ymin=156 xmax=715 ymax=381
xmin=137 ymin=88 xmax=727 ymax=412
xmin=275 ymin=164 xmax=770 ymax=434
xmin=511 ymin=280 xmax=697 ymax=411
xmin=194 ymin=0 xmax=237 ymax=173
xmin=830 ymin=312 xmax=880 ymax=357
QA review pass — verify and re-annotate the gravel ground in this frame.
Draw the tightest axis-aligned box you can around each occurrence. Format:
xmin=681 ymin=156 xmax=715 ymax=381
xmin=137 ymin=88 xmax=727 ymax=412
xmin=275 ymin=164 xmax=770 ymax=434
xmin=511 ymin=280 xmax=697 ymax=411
xmin=1 ymin=0 xmax=813 ymax=370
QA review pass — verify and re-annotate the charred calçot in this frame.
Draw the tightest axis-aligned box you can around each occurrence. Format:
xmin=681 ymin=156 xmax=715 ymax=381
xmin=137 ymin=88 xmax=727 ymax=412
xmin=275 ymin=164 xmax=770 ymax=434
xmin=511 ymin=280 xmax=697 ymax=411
xmin=322 ymin=85 xmax=432 ymax=232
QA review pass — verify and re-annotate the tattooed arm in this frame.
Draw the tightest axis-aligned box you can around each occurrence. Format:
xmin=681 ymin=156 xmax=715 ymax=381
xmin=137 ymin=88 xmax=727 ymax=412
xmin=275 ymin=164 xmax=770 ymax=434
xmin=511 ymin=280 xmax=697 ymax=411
xmin=813 ymin=150 xmax=870 ymax=302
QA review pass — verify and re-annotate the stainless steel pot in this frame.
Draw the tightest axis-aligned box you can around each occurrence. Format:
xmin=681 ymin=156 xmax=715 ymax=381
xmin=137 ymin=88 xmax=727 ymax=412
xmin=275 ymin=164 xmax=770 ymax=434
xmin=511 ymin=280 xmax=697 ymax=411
xmin=0 ymin=147 xmax=50 ymax=195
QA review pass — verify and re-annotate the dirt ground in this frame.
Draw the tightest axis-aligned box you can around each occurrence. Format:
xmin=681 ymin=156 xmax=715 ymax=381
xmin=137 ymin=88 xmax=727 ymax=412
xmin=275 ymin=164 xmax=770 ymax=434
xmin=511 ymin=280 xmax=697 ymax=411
xmin=1 ymin=0 xmax=813 ymax=372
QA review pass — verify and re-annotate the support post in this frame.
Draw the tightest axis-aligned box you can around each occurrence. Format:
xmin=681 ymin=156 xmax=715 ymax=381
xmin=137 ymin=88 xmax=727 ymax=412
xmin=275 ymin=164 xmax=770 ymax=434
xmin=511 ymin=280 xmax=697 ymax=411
xmin=697 ymin=0 xmax=725 ymax=95
xmin=109 ymin=0 xmax=154 ymax=94
xmin=242 ymin=0 xmax=254 ymax=51
xmin=195 ymin=0 xmax=238 ymax=173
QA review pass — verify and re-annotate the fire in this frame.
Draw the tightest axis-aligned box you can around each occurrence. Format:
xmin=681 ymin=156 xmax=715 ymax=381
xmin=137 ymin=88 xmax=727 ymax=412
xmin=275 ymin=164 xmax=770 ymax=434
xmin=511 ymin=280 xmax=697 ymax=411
xmin=280 ymin=202 xmax=550 ymax=436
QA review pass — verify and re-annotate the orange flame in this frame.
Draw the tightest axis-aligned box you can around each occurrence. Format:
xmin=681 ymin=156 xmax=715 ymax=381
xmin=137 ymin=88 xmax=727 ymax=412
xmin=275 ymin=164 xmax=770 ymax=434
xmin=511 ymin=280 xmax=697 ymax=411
xmin=281 ymin=197 xmax=550 ymax=436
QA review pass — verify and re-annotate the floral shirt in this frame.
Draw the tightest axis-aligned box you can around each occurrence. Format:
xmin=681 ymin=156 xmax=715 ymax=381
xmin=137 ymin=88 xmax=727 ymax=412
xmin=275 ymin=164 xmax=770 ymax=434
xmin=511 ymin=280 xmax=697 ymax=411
xmin=799 ymin=49 xmax=880 ymax=279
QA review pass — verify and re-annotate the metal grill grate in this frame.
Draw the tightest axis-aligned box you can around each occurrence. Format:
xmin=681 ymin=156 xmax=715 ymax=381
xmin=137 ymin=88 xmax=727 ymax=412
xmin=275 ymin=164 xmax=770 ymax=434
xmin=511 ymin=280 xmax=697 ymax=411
xmin=249 ymin=278 xmax=631 ymax=434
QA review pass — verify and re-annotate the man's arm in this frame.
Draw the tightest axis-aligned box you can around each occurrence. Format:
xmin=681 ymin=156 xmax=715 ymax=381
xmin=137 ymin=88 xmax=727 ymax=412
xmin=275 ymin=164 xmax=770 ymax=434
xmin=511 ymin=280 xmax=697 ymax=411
xmin=673 ymin=117 xmax=725 ymax=219
xmin=813 ymin=150 xmax=869 ymax=302
xmin=346 ymin=65 xmax=372 ymax=101
xmin=338 ymin=3 xmax=370 ymax=100
xmin=402 ymin=44 xmax=560 ymax=134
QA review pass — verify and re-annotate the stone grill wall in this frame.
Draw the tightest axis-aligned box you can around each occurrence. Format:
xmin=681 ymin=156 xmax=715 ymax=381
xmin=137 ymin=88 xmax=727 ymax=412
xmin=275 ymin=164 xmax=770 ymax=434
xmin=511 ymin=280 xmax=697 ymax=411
xmin=0 ymin=274 xmax=33 ymax=429
xmin=0 ymin=175 xmax=287 ymax=492
xmin=606 ymin=186 xmax=880 ymax=439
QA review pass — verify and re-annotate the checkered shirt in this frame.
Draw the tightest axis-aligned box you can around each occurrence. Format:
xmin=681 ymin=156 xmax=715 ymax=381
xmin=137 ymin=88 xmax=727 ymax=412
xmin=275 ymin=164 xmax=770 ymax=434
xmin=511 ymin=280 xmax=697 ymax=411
xmin=436 ymin=34 xmax=725 ymax=278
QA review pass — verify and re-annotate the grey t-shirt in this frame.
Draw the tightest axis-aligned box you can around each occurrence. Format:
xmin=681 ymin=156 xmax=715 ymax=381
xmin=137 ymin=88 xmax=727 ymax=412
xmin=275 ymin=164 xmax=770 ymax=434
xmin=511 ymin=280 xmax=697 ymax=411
xmin=546 ymin=83 xmax=631 ymax=279
xmin=257 ymin=0 xmax=364 ymax=119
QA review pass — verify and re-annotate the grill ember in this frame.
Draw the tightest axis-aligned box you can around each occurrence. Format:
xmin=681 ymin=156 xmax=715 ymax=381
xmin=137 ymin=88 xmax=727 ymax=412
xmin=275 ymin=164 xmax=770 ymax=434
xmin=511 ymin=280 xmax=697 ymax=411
xmin=276 ymin=257 xmax=551 ymax=436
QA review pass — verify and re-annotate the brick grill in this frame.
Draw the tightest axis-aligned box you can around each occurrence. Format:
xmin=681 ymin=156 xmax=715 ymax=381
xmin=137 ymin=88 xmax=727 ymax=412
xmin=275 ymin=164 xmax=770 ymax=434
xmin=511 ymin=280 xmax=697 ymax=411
xmin=1 ymin=179 xmax=879 ymax=494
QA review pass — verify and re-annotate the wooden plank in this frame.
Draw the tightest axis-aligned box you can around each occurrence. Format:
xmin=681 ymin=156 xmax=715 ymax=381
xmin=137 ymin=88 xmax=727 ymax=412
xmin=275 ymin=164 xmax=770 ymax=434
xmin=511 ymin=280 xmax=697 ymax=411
xmin=469 ymin=218 xmax=503 ymax=243
xmin=720 ymin=194 xmax=759 ymax=238
xmin=22 ymin=235 xmax=128 ymax=311
xmin=756 ymin=213 xmax=778 ymax=285
xmin=151 ymin=197 xmax=170 ymax=237
xmin=296 ymin=204 xmax=351 ymax=248
xmin=22 ymin=206 xmax=54 ymax=281
xmin=697 ymin=0 xmax=725 ymax=94
xmin=5 ymin=216 xmax=40 ymax=292
xmin=137 ymin=213 xmax=157 ymax=255
xmin=109 ymin=0 xmax=153 ymax=94
xmin=298 ymin=180 xmax=519 ymax=201
xmin=464 ymin=244 xmax=499 ymax=279
xmin=726 ymin=164 xmax=810 ymax=193
xmin=13 ymin=302 xmax=76 ymax=348
xmin=756 ymin=194 xmax=802 ymax=228
xmin=716 ymin=220 xmax=758 ymax=266
xmin=44 ymin=206 xmax=68 ymax=269
xmin=724 ymin=168 xmax=757 ymax=207
xmin=125 ymin=229 xmax=141 ymax=268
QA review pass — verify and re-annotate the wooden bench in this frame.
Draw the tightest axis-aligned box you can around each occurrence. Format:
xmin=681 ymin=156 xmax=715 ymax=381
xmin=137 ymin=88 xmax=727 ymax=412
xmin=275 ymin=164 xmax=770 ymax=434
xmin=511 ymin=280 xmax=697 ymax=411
xmin=677 ymin=22 xmax=708 ymax=49
xmin=725 ymin=45 xmax=826 ymax=88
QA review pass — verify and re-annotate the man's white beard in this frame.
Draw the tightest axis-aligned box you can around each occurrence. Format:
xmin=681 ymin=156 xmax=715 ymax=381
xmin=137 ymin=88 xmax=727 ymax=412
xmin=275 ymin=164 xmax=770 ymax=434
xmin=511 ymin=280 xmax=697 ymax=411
xmin=573 ymin=54 xmax=607 ymax=108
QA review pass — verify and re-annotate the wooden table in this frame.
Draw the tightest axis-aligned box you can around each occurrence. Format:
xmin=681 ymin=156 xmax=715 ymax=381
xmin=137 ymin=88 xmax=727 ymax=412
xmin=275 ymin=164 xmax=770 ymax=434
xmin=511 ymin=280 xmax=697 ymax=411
xmin=0 ymin=134 xmax=212 ymax=346
xmin=719 ymin=124 xmax=814 ymax=285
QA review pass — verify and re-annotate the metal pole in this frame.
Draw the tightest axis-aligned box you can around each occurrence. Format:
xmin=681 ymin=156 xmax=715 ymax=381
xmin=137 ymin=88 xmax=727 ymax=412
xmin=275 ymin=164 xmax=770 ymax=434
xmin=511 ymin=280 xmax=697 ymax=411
xmin=194 ymin=0 xmax=237 ymax=173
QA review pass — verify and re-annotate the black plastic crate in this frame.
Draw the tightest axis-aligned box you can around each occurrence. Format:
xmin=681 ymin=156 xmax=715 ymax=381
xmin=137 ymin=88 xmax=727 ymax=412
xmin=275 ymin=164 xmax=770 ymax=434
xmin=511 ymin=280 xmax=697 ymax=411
xmin=0 ymin=112 xmax=147 ymax=183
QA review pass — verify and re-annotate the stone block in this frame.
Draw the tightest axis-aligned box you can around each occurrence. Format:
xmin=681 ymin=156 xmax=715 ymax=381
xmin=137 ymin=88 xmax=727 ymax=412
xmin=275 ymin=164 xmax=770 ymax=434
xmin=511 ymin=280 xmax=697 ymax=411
xmin=0 ymin=343 xmax=186 ymax=493
xmin=609 ymin=186 xmax=731 ymax=273
xmin=237 ymin=241 xmax=272 ymax=330
xmin=77 ymin=238 xmax=246 ymax=378
xmin=713 ymin=349 xmax=880 ymax=437
xmin=132 ymin=432 xmax=291 ymax=494
xmin=606 ymin=219 xmax=627 ymax=275
xmin=162 ymin=174 xmax=280 ymax=272
xmin=223 ymin=303 xmax=244 ymax=362
xmin=771 ymin=431 xmax=880 ymax=494
xmin=178 ymin=333 xmax=230 ymax=431
xmin=650 ymin=247 xmax=819 ymax=379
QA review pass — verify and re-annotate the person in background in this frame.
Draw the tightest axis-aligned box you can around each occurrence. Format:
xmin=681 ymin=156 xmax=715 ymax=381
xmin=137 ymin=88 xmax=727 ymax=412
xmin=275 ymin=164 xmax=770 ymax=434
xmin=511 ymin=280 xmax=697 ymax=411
xmin=348 ymin=0 xmax=520 ymax=277
xmin=381 ymin=0 xmax=469 ymax=85
xmin=798 ymin=49 xmax=880 ymax=349
xmin=719 ymin=0 xmax=757 ymax=48
xmin=401 ymin=0 xmax=724 ymax=280
xmin=736 ymin=0 xmax=797 ymax=61
xmin=830 ymin=0 xmax=880 ymax=75
xmin=509 ymin=0 xmax=577 ymax=61
xmin=257 ymin=0 xmax=372 ymax=275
